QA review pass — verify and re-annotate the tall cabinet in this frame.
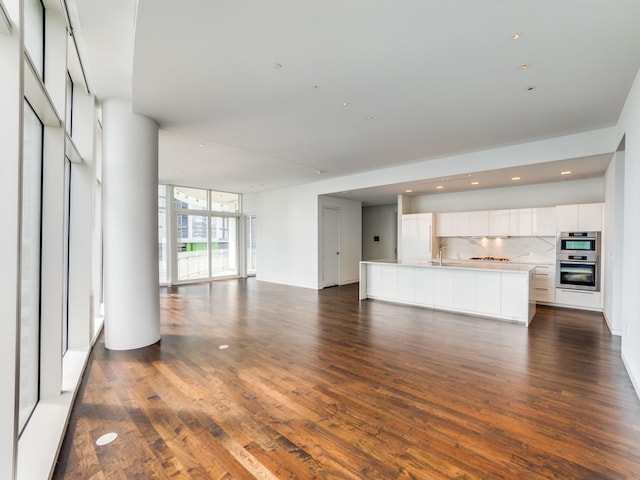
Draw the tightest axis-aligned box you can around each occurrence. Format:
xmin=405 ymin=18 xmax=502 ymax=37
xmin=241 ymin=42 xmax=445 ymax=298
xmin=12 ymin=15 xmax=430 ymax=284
xmin=401 ymin=213 xmax=437 ymax=263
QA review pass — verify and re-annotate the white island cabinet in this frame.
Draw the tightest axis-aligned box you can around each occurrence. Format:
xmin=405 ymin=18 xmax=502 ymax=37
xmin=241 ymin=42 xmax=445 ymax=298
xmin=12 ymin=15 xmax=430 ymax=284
xmin=360 ymin=260 xmax=536 ymax=326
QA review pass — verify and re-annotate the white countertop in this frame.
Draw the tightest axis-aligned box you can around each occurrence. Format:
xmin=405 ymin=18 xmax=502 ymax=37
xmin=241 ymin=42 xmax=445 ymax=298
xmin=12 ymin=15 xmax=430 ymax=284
xmin=361 ymin=259 xmax=536 ymax=272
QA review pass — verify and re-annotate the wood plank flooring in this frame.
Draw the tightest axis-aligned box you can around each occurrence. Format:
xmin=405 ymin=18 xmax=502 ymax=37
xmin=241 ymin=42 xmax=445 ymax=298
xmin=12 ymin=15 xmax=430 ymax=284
xmin=53 ymin=279 xmax=640 ymax=479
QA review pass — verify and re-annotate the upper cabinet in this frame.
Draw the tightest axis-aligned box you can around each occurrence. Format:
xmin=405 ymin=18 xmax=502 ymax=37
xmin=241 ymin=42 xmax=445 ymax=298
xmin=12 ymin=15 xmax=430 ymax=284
xmin=489 ymin=209 xmax=510 ymax=237
xmin=509 ymin=209 xmax=533 ymax=236
xmin=469 ymin=211 xmax=489 ymax=237
xmin=436 ymin=212 xmax=470 ymax=237
xmin=510 ymin=207 xmax=556 ymax=237
xmin=531 ymin=207 xmax=556 ymax=236
xmin=438 ymin=210 xmax=509 ymax=237
xmin=434 ymin=203 xmax=602 ymax=237
xmin=556 ymin=203 xmax=603 ymax=232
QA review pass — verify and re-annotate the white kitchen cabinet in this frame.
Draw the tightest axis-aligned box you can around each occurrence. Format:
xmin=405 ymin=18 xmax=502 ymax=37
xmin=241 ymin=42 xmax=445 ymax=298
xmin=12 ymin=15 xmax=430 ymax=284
xmin=401 ymin=213 xmax=435 ymax=262
xmin=577 ymin=203 xmax=603 ymax=231
xmin=434 ymin=268 xmax=455 ymax=308
xmin=476 ymin=271 xmax=501 ymax=315
xmin=501 ymin=271 xmax=529 ymax=320
xmin=469 ymin=211 xmax=489 ymax=237
xmin=361 ymin=261 xmax=534 ymax=325
xmin=532 ymin=264 xmax=555 ymax=303
xmin=436 ymin=212 xmax=470 ymax=237
xmin=556 ymin=203 xmax=603 ymax=232
xmin=488 ymin=209 xmax=510 ymax=237
xmin=367 ymin=264 xmax=398 ymax=300
xmin=436 ymin=213 xmax=453 ymax=237
xmin=509 ymin=208 xmax=533 ymax=236
xmin=453 ymin=211 xmax=471 ymax=236
xmin=366 ymin=264 xmax=383 ymax=298
xmin=454 ymin=269 xmax=477 ymax=312
xmin=555 ymin=288 xmax=601 ymax=311
xmin=531 ymin=207 xmax=557 ymax=236
xmin=396 ymin=266 xmax=416 ymax=303
xmin=556 ymin=204 xmax=578 ymax=231
xmin=414 ymin=267 xmax=435 ymax=306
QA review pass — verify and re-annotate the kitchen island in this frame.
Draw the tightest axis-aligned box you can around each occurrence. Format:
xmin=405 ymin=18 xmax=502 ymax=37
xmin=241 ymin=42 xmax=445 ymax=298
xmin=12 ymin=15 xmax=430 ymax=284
xmin=359 ymin=260 xmax=536 ymax=326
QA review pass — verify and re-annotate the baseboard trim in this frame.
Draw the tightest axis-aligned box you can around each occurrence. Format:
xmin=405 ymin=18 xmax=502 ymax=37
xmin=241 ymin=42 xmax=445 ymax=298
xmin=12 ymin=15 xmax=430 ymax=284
xmin=622 ymin=350 xmax=640 ymax=401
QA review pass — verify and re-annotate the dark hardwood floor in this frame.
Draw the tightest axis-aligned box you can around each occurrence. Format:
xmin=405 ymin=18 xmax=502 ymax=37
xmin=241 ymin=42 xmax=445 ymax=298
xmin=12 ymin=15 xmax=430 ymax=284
xmin=53 ymin=279 xmax=640 ymax=479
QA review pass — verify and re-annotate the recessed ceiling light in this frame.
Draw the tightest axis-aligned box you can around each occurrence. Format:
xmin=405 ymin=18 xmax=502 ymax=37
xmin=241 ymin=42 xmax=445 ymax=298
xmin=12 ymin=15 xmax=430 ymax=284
xmin=561 ymin=170 xmax=572 ymax=175
xmin=520 ymin=64 xmax=529 ymax=70
xmin=436 ymin=185 xmax=444 ymax=190
xmin=274 ymin=63 xmax=282 ymax=69
xmin=471 ymin=181 xmax=479 ymax=185
xmin=366 ymin=115 xmax=373 ymax=120
xmin=342 ymin=101 xmax=349 ymax=107
xmin=511 ymin=176 xmax=521 ymax=181
xmin=312 ymin=84 xmax=320 ymax=91
xmin=199 ymin=143 xmax=205 ymax=147
xmin=405 ymin=189 xmax=413 ymax=193
xmin=512 ymin=33 xmax=520 ymax=40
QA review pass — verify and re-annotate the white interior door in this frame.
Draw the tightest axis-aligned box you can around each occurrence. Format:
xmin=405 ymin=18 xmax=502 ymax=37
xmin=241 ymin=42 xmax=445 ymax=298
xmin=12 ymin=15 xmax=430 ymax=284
xmin=322 ymin=207 xmax=340 ymax=287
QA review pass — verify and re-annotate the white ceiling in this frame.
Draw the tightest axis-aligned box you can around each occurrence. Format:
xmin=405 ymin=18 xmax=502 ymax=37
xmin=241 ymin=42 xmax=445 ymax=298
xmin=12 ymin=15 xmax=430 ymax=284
xmin=69 ymin=0 xmax=640 ymax=204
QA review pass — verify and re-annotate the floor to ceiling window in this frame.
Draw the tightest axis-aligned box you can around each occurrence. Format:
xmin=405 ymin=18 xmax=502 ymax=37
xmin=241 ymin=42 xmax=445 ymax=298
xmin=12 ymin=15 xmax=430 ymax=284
xmin=246 ymin=215 xmax=257 ymax=276
xmin=19 ymin=100 xmax=44 ymax=433
xmin=158 ymin=185 xmax=168 ymax=284
xmin=176 ymin=214 xmax=210 ymax=281
xmin=211 ymin=216 xmax=237 ymax=277
xmin=62 ymin=158 xmax=71 ymax=354
xmin=24 ymin=0 xmax=45 ymax=79
xmin=3 ymin=0 xmax=107 ymax=476
xmin=164 ymin=186 xmax=241 ymax=284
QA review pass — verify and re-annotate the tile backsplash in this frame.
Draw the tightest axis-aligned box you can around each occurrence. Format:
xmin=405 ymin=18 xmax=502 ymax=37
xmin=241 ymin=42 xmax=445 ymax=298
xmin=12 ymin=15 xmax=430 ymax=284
xmin=439 ymin=236 xmax=556 ymax=264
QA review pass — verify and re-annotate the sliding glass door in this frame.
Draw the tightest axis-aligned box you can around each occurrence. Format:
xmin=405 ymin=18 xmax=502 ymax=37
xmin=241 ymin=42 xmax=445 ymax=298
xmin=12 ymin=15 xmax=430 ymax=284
xmin=167 ymin=186 xmax=241 ymax=283
xmin=211 ymin=216 xmax=237 ymax=277
xmin=176 ymin=214 xmax=210 ymax=281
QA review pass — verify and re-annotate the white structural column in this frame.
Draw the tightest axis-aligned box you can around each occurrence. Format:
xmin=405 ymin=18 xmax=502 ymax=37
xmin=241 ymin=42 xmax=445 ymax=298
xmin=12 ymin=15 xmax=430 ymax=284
xmin=102 ymin=99 xmax=161 ymax=350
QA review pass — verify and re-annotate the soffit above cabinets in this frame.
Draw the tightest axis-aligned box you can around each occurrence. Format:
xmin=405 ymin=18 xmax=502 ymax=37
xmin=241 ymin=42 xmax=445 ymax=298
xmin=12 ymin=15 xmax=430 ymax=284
xmin=334 ymin=154 xmax=612 ymax=206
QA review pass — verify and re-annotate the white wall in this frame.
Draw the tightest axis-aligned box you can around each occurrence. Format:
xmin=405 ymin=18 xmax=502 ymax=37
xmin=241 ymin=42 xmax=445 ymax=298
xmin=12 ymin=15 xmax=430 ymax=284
xmin=618 ymin=69 xmax=640 ymax=397
xmin=409 ymin=177 xmax=605 ymax=213
xmin=247 ymin=187 xmax=362 ymax=289
xmin=250 ymin=184 xmax=319 ymax=289
xmin=319 ymin=196 xmax=362 ymax=285
xmin=603 ymin=152 xmax=625 ymax=335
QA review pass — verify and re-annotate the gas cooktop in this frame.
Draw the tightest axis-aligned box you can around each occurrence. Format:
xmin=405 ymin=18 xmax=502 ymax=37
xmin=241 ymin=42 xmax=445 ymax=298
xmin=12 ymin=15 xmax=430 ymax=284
xmin=469 ymin=256 xmax=511 ymax=262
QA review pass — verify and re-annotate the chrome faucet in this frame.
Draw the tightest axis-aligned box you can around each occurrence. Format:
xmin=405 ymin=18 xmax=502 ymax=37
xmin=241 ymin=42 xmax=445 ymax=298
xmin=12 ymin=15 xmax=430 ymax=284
xmin=438 ymin=248 xmax=443 ymax=266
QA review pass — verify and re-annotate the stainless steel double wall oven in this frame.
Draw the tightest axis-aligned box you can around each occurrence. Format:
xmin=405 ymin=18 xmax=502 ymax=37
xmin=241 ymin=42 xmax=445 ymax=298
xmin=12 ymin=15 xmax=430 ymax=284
xmin=556 ymin=231 xmax=601 ymax=291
